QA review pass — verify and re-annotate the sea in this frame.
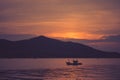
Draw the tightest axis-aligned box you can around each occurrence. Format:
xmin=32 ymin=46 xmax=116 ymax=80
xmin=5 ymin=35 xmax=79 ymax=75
xmin=0 ymin=58 xmax=120 ymax=80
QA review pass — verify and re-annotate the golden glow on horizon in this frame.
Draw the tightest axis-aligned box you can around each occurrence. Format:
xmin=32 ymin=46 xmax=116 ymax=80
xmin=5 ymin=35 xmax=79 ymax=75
xmin=45 ymin=32 xmax=103 ymax=40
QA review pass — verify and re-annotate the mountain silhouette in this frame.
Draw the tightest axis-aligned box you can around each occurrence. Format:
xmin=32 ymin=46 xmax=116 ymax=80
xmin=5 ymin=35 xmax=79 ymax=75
xmin=0 ymin=36 xmax=120 ymax=58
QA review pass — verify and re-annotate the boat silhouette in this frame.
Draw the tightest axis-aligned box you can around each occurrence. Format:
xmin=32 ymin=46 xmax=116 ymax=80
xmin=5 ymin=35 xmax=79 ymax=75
xmin=66 ymin=59 xmax=82 ymax=66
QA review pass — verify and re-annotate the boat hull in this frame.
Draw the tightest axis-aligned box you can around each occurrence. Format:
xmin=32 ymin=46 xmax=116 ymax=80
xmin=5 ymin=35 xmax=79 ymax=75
xmin=66 ymin=62 xmax=82 ymax=66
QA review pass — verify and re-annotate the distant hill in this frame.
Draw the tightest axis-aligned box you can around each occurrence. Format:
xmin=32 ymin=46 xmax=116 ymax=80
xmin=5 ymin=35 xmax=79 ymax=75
xmin=0 ymin=36 xmax=120 ymax=58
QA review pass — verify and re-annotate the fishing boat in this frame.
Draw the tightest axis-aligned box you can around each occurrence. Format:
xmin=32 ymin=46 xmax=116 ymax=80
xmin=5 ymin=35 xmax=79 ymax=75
xmin=66 ymin=59 xmax=82 ymax=66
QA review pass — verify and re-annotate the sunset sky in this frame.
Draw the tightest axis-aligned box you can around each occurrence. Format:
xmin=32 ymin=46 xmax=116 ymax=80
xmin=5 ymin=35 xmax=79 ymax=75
xmin=0 ymin=0 xmax=120 ymax=52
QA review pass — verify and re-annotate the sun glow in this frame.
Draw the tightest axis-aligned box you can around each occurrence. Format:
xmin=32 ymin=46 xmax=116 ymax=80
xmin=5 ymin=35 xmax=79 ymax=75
xmin=46 ymin=32 xmax=103 ymax=40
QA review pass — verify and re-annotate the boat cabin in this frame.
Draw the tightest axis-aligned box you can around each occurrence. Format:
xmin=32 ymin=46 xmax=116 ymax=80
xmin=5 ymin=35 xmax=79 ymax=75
xmin=66 ymin=59 xmax=82 ymax=66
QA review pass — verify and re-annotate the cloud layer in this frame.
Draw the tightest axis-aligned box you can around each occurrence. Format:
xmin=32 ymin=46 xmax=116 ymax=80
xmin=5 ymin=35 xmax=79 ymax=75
xmin=0 ymin=0 xmax=120 ymax=36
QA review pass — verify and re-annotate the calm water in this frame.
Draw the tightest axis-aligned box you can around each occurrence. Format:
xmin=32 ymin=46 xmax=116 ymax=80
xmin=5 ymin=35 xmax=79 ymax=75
xmin=0 ymin=58 xmax=120 ymax=80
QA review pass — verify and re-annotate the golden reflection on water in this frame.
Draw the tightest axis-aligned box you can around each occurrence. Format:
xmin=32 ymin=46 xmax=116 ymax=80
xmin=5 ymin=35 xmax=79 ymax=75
xmin=63 ymin=66 xmax=83 ymax=80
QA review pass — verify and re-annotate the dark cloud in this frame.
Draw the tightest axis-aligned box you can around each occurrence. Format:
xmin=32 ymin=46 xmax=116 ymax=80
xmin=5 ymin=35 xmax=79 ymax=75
xmin=102 ymin=35 xmax=120 ymax=42
xmin=65 ymin=35 xmax=120 ymax=43
xmin=0 ymin=34 xmax=36 ymax=41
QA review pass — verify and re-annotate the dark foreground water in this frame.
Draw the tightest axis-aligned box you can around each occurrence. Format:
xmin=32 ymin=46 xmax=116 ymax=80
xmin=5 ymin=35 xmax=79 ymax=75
xmin=0 ymin=58 xmax=120 ymax=80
